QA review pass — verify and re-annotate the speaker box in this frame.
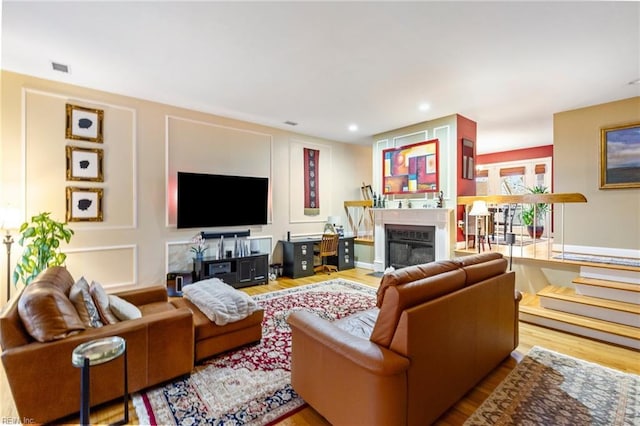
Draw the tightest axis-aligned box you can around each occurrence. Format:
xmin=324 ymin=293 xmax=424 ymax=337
xmin=166 ymin=271 xmax=193 ymax=297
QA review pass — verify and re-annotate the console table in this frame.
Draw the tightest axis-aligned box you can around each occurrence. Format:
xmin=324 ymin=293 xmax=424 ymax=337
xmin=281 ymin=237 xmax=354 ymax=278
xmin=193 ymin=253 xmax=269 ymax=289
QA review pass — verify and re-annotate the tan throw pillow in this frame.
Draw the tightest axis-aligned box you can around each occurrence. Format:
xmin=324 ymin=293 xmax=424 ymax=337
xmin=17 ymin=282 xmax=86 ymax=342
xmin=108 ymin=295 xmax=142 ymax=321
xmin=69 ymin=277 xmax=104 ymax=328
xmin=89 ymin=281 xmax=119 ymax=325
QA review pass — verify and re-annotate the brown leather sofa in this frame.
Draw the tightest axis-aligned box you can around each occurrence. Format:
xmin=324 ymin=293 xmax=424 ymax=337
xmin=0 ymin=267 xmax=195 ymax=424
xmin=171 ymin=297 xmax=264 ymax=363
xmin=287 ymin=252 xmax=521 ymax=426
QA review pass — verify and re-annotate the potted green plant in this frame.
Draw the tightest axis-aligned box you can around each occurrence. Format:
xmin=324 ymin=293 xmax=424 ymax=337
xmin=520 ymin=185 xmax=549 ymax=239
xmin=13 ymin=212 xmax=74 ymax=285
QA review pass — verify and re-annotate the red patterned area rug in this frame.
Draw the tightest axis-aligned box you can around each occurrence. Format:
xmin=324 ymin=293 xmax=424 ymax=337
xmin=133 ymin=279 xmax=376 ymax=425
xmin=464 ymin=346 xmax=640 ymax=425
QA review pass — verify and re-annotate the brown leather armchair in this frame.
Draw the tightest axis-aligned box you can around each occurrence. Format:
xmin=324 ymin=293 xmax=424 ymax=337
xmin=288 ymin=253 xmax=521 ymax=425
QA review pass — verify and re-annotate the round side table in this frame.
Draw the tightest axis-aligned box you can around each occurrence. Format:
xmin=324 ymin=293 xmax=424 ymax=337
xmin=72 ymin=336 xmax=128 ymax=426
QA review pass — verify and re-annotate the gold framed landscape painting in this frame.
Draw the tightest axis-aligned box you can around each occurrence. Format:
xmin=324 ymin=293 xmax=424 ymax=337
xmin=600 ymin=122 xmax=640 ymax=189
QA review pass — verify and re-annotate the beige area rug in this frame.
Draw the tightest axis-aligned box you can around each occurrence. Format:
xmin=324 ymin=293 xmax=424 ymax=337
xmin=465 ymin=346 xmax=640 ymax=425
xmin=133 ymin=279 xmax=377 ymax=425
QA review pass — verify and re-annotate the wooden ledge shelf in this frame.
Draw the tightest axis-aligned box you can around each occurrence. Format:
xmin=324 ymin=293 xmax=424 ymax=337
xmin=344 ymin=199 xmax=374 ymax=240
xmin=457 ymin=193 xmax=587 ymax=205
xmin=355 ymin=237 xmax=374 ymax=246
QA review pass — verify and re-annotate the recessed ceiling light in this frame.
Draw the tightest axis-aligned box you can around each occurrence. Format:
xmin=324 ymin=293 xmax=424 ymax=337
xmin=348 ymin=124 xmax=358 ymax=132
xmin=627 ymin=78 xmax=640 ymax=85
xmin=284 ymin=120 xmax=298 ymax=126
xmin=418 ymin=103 xmax=430 ymax=112
xmin=51 ymin=61 xmax=69 ymax=73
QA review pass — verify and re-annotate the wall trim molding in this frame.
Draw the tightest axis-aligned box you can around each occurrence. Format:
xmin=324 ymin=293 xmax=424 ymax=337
xmin=65 ymin=244 xmax=138 ymax=288
xmin=288 ymin=138 xmax=333 ymax=224
xmin=21 ymin=87 xmax=138 ymax=230
xmin=164 ymin=114 xmax=274 ymax=228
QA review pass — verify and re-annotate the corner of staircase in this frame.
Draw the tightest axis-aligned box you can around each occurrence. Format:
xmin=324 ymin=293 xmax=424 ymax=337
xmin=519 ymin=265 xmax=640 ymax=350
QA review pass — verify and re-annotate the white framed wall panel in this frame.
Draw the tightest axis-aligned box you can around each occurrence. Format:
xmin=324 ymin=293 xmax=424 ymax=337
xmin=288 ymin=139 xmax=332 ymax=223
xmin=22 ymin=88 xmax=137 ymax=230
xmin=166 ymin=235 xmax=274 ymax=274
xmin=373 ymin=139 xmax=391 ymax=194
xmin=393 ymin=131 xmax=428 ymax=147
xmin=433 ymin=125 xmax=453 ymax=201
xmin=65 ymin=244 xmax=137 ymax=290
xmin=165 ymin=115 xmax=273 ymax=227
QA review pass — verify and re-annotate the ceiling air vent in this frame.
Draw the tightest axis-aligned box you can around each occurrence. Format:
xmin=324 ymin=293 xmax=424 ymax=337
xmin=51 ymin=61 xmax=69 ymax=73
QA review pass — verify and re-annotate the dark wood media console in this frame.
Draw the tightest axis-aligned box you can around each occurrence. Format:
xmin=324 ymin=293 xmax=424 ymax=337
xmin=193 ymin=253 xmax=269 ymax=289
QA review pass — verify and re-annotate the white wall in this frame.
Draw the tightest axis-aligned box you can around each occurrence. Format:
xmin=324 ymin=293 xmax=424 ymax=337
xmin=554 ymin=97 xmax=639 ymax=257
xmin=372 ymin=114 xmax=459 ymax=207
xmin=0 ymin=71 xmax=373 ymax=302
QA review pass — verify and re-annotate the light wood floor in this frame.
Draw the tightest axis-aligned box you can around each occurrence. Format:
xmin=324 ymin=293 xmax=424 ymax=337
xmin=2 ymin=267 xmax=638 ymax=425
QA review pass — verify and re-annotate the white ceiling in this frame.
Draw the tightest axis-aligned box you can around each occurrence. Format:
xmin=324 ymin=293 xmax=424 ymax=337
xmin=1 ymin=1 xmax=639 ymax=154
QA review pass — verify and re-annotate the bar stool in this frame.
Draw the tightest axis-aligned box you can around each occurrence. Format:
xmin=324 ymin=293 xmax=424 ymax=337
xmin=72 ymin=336 xmax=128 ymax=426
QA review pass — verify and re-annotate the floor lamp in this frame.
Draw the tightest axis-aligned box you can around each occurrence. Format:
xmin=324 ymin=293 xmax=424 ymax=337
xmin=0 ymin=207 xmax=21 ymax=302
xmin=469 ymin=200 xmax=489 ymax=253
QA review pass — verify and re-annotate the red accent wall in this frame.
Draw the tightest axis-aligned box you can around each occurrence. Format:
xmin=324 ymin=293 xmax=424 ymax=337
xmin=456 ymin=115 xmax=477 ymax=242
xmin=477 ymin=145 xmax=553 ymax=165
xmin=456 ymin=115 xmax=477 ymax=197
xmin=457 ymin=144 xmax=553 ymax=243
xmin=477 ymin=144 xmax=554 ymax=193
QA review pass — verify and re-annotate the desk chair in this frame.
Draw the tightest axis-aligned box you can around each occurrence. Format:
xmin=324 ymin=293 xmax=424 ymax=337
xmin=314 ymin=233 xmax=339 ymax=274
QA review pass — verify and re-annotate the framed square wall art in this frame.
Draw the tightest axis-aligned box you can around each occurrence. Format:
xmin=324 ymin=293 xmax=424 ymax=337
xmin=66 ymin=146 xmax=104 ymax=182
xmin=382 ymin=139 xmax=439 ymax=195
xmin=600 ymin=122 xmax=640 ymax=189
xmin=65 ymin=104 xmax=104 ymax=143
xmin=66 ymin=187 xmax=104 ymax=222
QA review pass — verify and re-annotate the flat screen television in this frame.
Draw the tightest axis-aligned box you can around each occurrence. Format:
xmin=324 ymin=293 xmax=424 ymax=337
xmin=177 ymin=172 xmax=269 ymax=229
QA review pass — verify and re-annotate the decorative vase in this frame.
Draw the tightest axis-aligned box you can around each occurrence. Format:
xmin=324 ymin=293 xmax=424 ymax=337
xmin=195 ymin=252 xmax=204 ymax=261
xmin=527 ymin=225 xmax=544 ymax=239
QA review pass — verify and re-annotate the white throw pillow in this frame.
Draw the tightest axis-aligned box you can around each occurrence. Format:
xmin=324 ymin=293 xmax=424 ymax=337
xmin=108 ymin=295 xmax=142 ymax=321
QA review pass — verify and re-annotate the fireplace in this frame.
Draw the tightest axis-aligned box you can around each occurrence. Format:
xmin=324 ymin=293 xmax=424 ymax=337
xmin=373 ymin=208 xmax=454 ymax=272
xmin=386 ymin=224 xmax=436 ymax=269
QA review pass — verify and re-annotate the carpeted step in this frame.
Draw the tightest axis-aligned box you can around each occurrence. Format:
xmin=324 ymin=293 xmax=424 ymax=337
xmin=551 ymin=253 xmax=640 ymax=271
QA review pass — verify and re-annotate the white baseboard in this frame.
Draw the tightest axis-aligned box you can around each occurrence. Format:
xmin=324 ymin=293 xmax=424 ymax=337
xmin=355 ymin=261 xmax=374 ymax=270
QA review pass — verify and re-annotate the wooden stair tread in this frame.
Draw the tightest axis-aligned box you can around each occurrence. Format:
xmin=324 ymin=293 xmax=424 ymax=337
xmin=559 ymin=259 xmax=639 ymax=272
xmin=573 ymin=276 xmax=640 ymax=292
xmin=538 ymin=285 xmax=639 ymax=313
xmin=519 ymin=296 xmax=639 ymax=339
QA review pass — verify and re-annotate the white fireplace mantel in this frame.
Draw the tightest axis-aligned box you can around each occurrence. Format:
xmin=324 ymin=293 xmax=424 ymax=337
xmin=373 ymin=208 xmax=455 ymax=272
